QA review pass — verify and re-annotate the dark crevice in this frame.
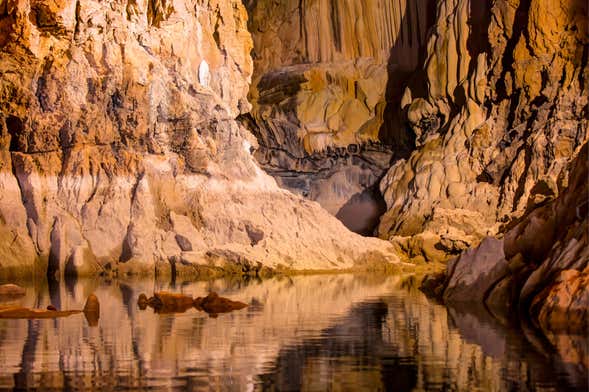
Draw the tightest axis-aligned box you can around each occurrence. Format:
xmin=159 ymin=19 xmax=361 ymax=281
xmin=329 ymin=0 xmax=341 ymax=53
xmin=466 ymin=0 xmax=491 ymax=76
xmin=6 ymin=115 xmax=24 ymax=151
xmin=495 ymin=0 xmax=532 ymax=107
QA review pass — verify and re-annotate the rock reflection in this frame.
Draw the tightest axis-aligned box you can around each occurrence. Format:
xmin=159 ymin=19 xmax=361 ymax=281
xmin=0 ymin=275 xmax=584 ymax=391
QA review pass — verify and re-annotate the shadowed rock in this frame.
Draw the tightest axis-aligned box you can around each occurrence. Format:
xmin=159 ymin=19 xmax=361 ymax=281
xmin=194 ymin=292 xmax=248 ymax=317
xmin=0 ymin=284 xmax=26 ymax=298
xmin=83 ymin=294 xmax=100 ymax=326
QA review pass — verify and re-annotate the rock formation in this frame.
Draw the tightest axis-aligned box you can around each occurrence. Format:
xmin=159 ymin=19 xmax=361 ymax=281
xmin=378 ymin=0 xmax=588 ymax=262
xmin=441 ymin=142 xmax=588 ymax=333
xmin=245 ymin=0 xmax=435 ymax=234
xmin=0 ymin=0 xmax=400 ymax=279
xmin=245 ymin=0 xmax=588 ymax=339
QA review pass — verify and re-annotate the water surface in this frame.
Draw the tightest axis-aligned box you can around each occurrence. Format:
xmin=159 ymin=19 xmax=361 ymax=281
xmin=0 ymin=274 xmax=586 ymax=391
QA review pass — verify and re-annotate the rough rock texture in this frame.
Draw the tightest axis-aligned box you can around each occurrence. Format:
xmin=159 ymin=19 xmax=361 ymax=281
xmin=0 ymin=0 xmax=400 ymax=278
xmin=244 ymin=0 xmax=435 ymax=234
xmin=378 ymin=0 xmax=588 ymax=261
xmin=442 ymin=142 xmax=588 ymax=334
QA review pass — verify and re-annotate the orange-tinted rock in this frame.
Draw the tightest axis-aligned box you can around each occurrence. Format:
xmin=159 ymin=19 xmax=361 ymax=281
xmin=532 ymin=268 xmax=589 ymax=334
xmin=83 ymin=294 xmax=100 ymax=326
xmin=194 ymin=292 xmax=247 ymax=317
xmin=137 ymin=293 xmax=148 ymax=310
xmin=0 ymin=306 xmax=81 ymax=319
xmin=0 ymin=284 xmax=26 ymax=297
xmin=148 ymin=292 xmax=194 ymax=314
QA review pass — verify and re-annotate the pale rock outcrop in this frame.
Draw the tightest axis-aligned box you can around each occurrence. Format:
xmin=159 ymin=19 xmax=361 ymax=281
xmin=0 ymin=0 xmax=400 ymax=278
xmin=379 ymin=0 xmax=588 ymax=261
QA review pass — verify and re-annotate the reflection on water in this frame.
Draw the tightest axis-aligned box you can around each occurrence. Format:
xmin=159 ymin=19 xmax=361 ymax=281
xmin=0 ymin=274 xmax=586 ymax=391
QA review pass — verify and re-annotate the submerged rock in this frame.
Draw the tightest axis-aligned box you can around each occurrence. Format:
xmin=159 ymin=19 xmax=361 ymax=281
xmin=142 ymin=292 xmax=195 ymax=314
xmin=194 ymin=292 xmax=248 ymax=317
xmin=83 ymin=294 xmax=100 ymax=326
xmin=137 ymin=293 xmax=149 ymax=310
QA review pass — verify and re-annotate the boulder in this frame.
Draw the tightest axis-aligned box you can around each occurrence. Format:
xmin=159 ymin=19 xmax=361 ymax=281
xmin=443 ymin=237 xmax=509 ymax=304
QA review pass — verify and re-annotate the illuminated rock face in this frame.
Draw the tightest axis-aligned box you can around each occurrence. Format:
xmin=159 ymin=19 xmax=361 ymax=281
xmin=245 ymin=0 xmax=435 ymax=234
xmin=378 ymin=0 xmax=588 ymax=261
xmin=0 ymin=0 xmax=400 ymax=278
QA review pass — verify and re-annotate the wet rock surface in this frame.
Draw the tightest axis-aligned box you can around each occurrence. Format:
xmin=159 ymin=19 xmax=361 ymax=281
xmin=83 ymin=293 xmax=100 ymax=326
xmin=144 ymin=291 xmax=196 ymax=314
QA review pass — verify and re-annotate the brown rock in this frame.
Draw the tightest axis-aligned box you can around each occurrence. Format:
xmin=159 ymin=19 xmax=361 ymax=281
xmin=148 ymin=292 xmax=194 ymax=314
xmin=440 ymin=142 xmax=588 ymax=334
xmin=194 ymin=292 xmax=247 ymax=317
xmin=442 ymin=237 xmax=510 ymax=304
xmin=532 ymin=267 xmax=589 ymax=334
xmin=137 ymin=293 xmax=148 ymax=310
xmin=245 ymin=1 xmax=435 ymax=230
xmin=83 ymin=294 xmax=100 ymax=326
xmin=47 ymin=305 xmax=57 ymax=311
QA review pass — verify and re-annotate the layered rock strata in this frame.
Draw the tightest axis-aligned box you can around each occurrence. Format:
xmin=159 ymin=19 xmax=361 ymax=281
xmin=0 ymin=0 xmax=400 ymax=279
xmin=378 ymin=0 xmax=588 ymax=261
xmin=244 ymin=0 xmax=435 ymax=234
